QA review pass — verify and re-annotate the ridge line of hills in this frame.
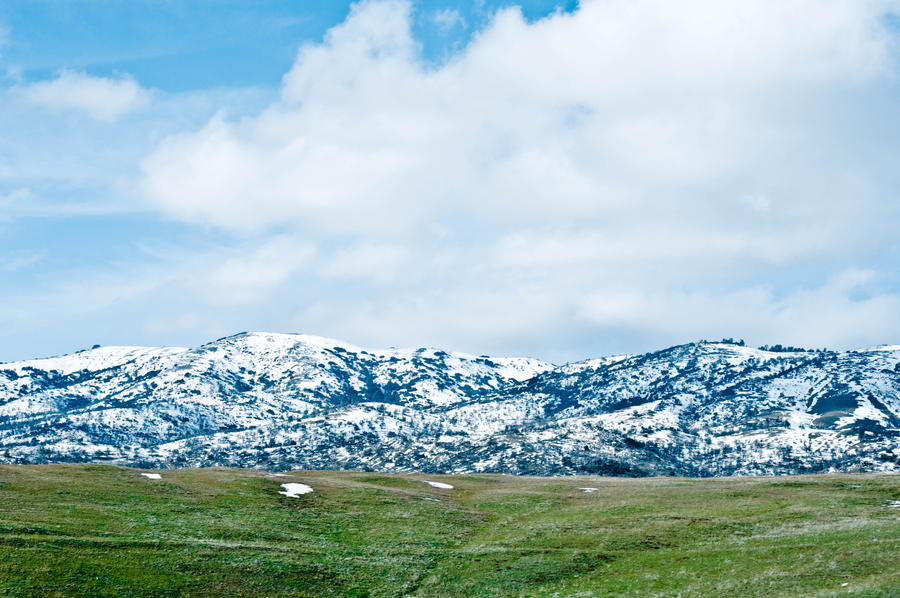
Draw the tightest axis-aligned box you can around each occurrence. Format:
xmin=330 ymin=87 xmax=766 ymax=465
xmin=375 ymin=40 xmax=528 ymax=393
xmin=1 ymin=332 xmax=898 ymax=476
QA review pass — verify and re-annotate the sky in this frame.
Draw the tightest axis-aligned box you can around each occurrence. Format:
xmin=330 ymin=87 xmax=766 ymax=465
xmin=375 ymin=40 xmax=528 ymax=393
xmin=1 ymin=0 xmax=899 ymax=364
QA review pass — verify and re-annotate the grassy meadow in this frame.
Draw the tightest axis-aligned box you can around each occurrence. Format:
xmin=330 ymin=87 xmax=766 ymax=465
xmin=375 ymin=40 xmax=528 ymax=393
xmin=0 ymin=465 xmax=897 ymax=596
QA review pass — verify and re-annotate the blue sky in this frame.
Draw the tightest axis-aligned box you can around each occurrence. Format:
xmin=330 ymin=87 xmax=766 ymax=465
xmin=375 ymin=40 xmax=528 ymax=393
xmin=1 ymin=0 xmax=899 ymax=363
xmin=1 ymin=1 xmax=576 ymax=88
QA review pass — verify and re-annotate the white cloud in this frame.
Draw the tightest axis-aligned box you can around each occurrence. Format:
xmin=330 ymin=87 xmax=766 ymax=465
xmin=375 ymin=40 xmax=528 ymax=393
xmin=16 ymin=70 xmax=151 ymax=122
xmin=576 ymin=269 xmax=900 ymax=350
xmin=283 ymin=269 xmax=900 ymax=360
xmin=491 ymin=226 xmax=825 ymax=267
xmin=432 ymin=8 xmax=466 ymax=31
xmin=59 ymin=0 xmax=900 ymax=358
xmin=141 ymin=0 xmax=899 ymax=235
xmin=190 ymin=236 xmax=316 ymax=307
xmin=320 ymin=243 xmax=410 ymax=283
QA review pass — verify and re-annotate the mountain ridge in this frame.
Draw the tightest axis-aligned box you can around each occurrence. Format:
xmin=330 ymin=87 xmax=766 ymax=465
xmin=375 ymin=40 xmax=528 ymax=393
xmin=1 ymin=332 xmax=898 ymax=476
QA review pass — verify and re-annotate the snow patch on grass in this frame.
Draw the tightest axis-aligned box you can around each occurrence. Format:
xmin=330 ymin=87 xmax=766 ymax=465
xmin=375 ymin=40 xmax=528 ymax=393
xmin=579 ymin=487 xmax=599 ymax=493
xmin=278 ymin=483 xmax=313 ymax=497
xmin=140 ymin=473 xmax=161 ymax=480
xmin=424 ymin=480 xmax=453 ymax=489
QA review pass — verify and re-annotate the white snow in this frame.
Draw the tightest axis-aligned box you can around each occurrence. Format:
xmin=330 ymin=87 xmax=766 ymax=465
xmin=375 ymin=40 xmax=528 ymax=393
xmin=13 ymin=346 xmax=187 ymax=375
xmin=491 ymin=356 xmax=554 ymax=381
xmin=424 ymin=480 xmax=453 ymax=489
xmin=886 ymin=500 xmax=900 ymax=508
xmin=338 ymin=408 xmax=373 ymax=423
xmin=579 ymin=487 xmax=599 ymax=493
xmin=837 ymin=399 xmax=889 ymax=428
xmin=140 ymin=473 xmax=161 ymax=480
xmin=278 ymin=483 xmax=313 ymax=497
xmin=4 ymin=332 xmax=900 ymax=478
xmin=857 ymin=345 xmax=900 ymax=353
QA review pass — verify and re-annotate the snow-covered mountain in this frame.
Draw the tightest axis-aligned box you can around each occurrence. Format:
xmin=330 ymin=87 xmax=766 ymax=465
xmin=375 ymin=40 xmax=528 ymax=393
xmin=1 ymin=332 xmax=898 ymax=476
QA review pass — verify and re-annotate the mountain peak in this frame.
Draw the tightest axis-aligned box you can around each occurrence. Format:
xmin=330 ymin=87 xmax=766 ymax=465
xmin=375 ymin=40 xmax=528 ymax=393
xmin=0 ymin=334 xmax=897 ymax=476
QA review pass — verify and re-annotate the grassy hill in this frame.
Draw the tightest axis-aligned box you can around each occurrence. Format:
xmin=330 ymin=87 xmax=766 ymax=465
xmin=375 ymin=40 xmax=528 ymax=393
xmin=0 ymin=465 xmax=898 ymax=596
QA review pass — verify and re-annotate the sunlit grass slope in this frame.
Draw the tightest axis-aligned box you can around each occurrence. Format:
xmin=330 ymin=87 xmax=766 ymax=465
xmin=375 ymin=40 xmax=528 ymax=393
xmin=0 ymin=465 xmax=898 ymax=596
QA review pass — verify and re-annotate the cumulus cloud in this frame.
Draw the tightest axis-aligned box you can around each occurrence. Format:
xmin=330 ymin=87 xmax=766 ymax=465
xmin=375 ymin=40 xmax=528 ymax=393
xmin=141 ymin=0 xmax=900 ymax=232
xmin=131 ymin=0 xmax=900 ymax=357
xmin=16 ymin=70 xmax=151 ymax=122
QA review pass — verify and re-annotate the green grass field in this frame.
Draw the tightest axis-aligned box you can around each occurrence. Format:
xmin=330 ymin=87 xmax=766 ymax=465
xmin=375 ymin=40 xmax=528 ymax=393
xmin=0 ymin=465 xmax=898 ymax=596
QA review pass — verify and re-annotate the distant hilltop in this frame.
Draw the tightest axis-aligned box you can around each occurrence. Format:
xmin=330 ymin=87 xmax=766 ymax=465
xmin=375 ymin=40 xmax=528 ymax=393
xmin=1 ymin=333 xmax=898 ymax=476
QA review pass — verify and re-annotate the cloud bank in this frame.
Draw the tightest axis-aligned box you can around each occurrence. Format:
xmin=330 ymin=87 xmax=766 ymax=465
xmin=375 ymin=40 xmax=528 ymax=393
xmin=132 ymin=0 xmax=900 ymax=358
xmin=24 ymin=0 xmax=900 ymax=360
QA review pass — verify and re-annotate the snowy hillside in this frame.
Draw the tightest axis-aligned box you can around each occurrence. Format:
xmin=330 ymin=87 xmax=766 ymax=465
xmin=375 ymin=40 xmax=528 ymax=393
xmin=0 ymin=333 xmax=897 ymax=476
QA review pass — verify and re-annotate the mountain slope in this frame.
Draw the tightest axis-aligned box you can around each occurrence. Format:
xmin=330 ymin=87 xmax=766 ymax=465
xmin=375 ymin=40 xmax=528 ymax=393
xmin=1 ymin=333 xmax=898 ymax=475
